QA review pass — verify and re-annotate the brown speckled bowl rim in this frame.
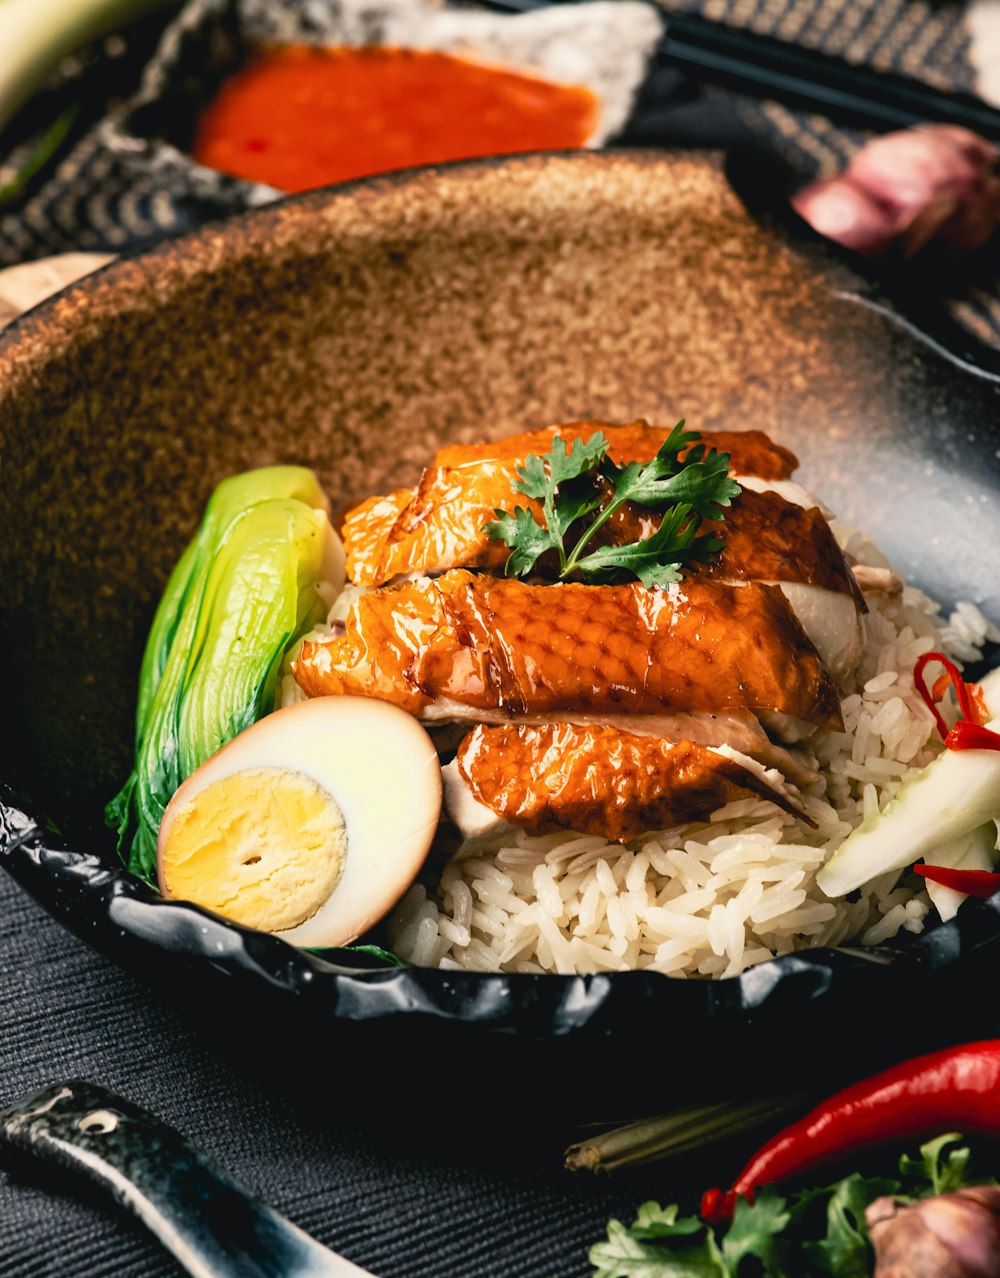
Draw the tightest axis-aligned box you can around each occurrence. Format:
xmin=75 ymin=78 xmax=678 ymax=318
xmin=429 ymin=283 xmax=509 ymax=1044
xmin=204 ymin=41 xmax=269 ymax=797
xmin=6 ymin=147 xmax=1000 ymax=382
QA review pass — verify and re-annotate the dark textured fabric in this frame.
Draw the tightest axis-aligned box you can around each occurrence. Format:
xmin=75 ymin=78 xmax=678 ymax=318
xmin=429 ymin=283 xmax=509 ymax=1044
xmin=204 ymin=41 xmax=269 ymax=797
xmin=0 ymin=0 xmax=982 ymax=262
xmin=0 ymin=867 xmax=735 ymax=1276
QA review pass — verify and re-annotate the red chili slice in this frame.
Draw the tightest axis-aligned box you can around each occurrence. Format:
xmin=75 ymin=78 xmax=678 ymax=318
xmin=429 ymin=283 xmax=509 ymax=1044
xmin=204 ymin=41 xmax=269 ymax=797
xmin=915 ymin=864 xmax=1000 ymax=897
xmin=944 ymin=719 xmax=1000 ymax=752
xmin=913 ymin=650 xmax=987 ymax=740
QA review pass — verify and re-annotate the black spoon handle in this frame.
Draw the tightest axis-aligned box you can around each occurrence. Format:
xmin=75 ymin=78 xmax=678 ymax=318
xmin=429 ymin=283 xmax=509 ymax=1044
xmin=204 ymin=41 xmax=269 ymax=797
xmin=0 ymin=1081 xmax=375 ymax=1278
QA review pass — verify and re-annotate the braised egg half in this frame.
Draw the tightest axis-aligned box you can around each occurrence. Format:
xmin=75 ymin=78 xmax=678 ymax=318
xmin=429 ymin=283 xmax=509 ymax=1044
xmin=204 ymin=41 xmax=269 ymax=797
xmin=156 ymin=696 xmax=442 ymax=947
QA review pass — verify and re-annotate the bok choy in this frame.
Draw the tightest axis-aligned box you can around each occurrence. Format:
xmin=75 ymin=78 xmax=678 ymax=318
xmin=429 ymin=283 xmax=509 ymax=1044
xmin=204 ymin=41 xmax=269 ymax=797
xmin=107 ymin=467 xmax=344 ymax=884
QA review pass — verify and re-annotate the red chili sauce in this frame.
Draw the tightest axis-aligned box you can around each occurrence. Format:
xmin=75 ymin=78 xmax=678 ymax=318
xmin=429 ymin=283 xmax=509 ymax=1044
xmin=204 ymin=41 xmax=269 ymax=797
xmin=192 ymin=45 xmax=600 ymax=192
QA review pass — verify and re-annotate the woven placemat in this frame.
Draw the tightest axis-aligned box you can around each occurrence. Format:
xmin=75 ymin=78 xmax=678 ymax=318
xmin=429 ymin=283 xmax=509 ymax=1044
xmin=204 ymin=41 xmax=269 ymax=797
xmin=0 ymin=0 xmax=982 ymax=256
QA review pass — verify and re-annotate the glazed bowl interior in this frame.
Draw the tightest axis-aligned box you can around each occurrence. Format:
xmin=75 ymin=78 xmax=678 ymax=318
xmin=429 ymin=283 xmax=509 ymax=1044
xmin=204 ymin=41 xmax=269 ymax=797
xmin=2 ymin=151 xmax=999 ymax=1069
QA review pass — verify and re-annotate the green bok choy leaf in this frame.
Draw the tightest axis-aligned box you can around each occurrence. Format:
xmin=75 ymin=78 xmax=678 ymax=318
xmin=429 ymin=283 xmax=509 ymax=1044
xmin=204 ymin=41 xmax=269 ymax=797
xmin=107 ymin=468 xmax=344 ymax=884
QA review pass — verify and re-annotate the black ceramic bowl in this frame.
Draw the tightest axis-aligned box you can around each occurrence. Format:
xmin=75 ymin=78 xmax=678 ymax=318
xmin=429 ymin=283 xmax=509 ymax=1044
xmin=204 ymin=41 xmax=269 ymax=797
xmin=2 ymin=151 xmax=999 ymax=1090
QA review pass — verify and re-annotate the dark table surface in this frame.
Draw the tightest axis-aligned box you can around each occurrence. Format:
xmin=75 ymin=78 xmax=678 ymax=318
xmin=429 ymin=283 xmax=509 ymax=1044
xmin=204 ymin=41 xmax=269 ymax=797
xmin=0 ymin=862 xmax=709 ymax=1278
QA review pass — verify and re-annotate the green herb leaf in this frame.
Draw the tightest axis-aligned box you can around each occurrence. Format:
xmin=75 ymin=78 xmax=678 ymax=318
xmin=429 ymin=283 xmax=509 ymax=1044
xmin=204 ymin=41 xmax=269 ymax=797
xmin=604 ymin=426 xmax=741 ymax=520
xmin=572 ymin=504 xmax=724 ymax=587
xmin=591 ymin=1211 xmax=729 ymax=1278
xmin=632 ymin=1203 xmax=705 ymax=1240
xmin=899 ymin=1132 xmax=972 ymax=1197
xmin=807 ymin=1174 xmax=898 ymax=1278
xmin=514 ymin=432 xmax=609 ymax=496
xmin=485 ymin=424 xmax=738 ymax=587
xmin=304 ymin=943 xmax=409 ymax=967
xmin=721 ymin=1190 xmax=790 ymax=1273
xmin=0 ymin=102 xmax=78 ymax=206
xmin=483 ymin=506 xmax=559 ymax=577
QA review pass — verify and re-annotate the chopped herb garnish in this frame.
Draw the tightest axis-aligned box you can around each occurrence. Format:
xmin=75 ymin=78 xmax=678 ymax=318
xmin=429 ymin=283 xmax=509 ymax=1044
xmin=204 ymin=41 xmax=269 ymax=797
xmin=589 ymin=1134 xmax=991 ymax=1278
xmin=484 ymin=423 xmax=741 ymax=587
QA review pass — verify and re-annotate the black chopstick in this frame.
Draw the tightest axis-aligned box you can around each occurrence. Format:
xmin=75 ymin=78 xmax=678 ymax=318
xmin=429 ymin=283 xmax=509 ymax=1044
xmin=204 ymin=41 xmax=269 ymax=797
xmin=479 ymin=0 xmax=1000 ymax=141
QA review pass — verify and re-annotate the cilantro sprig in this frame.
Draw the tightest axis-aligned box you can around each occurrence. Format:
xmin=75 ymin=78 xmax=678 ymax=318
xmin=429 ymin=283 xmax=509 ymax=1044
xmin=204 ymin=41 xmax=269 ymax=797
xmin=590 ymin=1133 xmax=986 ymax=1278
xmin=484 ymin=424 xmax=741 ymax=587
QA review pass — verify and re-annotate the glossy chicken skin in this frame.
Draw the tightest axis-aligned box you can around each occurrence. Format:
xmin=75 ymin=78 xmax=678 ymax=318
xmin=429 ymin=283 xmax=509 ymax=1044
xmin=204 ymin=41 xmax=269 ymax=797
xmin=293 ymin=570 xmax=843 ymax=728
xmin=434 ymin=419 xmax=799 ymax=478
xmin=343 ymin=464 xmax=513 ymax=586
xmin=602 ymin=485 xmax=859 ymax=598
xmin=343 ymin=458 xmax=847 ymax=594
xmin=455 ymin=722 xmax=804 ymax=842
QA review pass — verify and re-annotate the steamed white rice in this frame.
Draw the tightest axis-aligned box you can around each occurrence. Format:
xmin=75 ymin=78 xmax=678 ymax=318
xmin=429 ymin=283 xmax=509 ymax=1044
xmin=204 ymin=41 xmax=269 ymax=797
xmin=383 ymin=522 xmax=1000 ymax=979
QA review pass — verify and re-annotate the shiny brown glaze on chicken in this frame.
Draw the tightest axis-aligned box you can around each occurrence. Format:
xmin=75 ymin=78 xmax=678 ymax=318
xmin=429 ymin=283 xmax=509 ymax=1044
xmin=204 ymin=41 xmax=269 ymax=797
xmin=434 ymin=419 xmax=799 ymax=478
xmin=456 ymin=722 xmax=805 ymax=842
xmin=597 ymin=483 xmax=859 ymax=597
xmin=343 ymin=464 xmax=515 ymax=586
xmin=343 ymin=464 xmax=858 ymax=598
xmin=293 ymin=570 xmax=843 ymax=728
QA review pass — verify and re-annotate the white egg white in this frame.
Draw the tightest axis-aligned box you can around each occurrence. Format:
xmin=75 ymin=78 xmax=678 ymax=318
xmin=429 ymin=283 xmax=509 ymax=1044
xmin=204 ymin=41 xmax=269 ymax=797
xmin=157 ymin=696 xmax=442 ymax=947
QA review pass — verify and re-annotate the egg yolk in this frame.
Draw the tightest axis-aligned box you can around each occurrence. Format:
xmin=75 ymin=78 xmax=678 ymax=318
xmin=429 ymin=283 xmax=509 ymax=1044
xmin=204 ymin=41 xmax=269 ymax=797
xmin=158 ymin=767 xmax=347 ymax=932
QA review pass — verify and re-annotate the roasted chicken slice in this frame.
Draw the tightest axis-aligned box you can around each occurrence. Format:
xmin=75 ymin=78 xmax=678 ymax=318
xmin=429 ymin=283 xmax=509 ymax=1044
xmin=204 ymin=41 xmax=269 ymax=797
xmin=593 ymin=483 xmax=865 ymax=682
xmin=342 ymin=464 xmax=512 ymax=586
xmin=444 ymin=722 xmax=807 ymax=843
xmin=293 ymin=570 xmax=843 ymax=730
xmin=434 ymin=419 xmax=799 ymax=478
xmin=343 ymin=463 xmax=853 ymax=592
xmin=341 ymin=467 xmax=863 ymax=681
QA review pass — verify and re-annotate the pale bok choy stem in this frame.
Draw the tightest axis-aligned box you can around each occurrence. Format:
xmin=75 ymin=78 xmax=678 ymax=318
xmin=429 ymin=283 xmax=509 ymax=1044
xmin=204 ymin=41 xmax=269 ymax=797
xmin=564 ymin=1092 xmax=814 ymax=1173
xmin=0 ymin=0 xmax=177 ymax=135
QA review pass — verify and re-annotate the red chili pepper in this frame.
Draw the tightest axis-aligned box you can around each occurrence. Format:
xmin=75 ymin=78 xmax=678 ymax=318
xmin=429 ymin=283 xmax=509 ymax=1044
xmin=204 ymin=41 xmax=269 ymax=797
xmin=913 ymin=651 xmax=987 ymax=740
xmin=914 ymin=864 xmax=1000 ymax=897
xmin=700 ymin=1040 xmax=1000 ymax=1226
xmin=945 ymin=719 xmax=1000 ymax=753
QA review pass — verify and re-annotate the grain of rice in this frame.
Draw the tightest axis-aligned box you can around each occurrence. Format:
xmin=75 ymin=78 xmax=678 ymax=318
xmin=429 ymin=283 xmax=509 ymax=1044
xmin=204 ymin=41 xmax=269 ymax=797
xmin=753 ymin=888 xmax=807 ymax=924
xmin=533 ymin=865 xmax=564 ymax=918
xmin=645 ymin=844 xmax=676 ymax=876
xmin=545 ymin=834 xmax=610 ymax=864
xmin=657 ymin=886 xmax=717 ymax=914
xmin=644 ymin=907 xmax=710 ymax=940
xmin=724 ymin=898 xmax=746 ymax=966
xmin=607 ymin=934 xmax=629 ymax=959
xmin=558 ymin=870 xmax=590 ymax=902
xmin=621 ymin=892 xmax=642 ymax=938
xmin=865 ymin=670 xmax=898 ymax=694
xmin=613 ymin=895 xmax=636 ymax=938
xmin=862 ymin=905 xmax=908 ymax=946
xmin=495 ymin=845 xmax=546 ymax=869
xmin=626 ymin=851 xmax=650 ymax=892
xmin=623 ymin=937 xmax=643 ymax=967
xmin=464 ymin=860 xmax=513 ymax=890
xmin=470 ymin=908 xmax=507 ymax=939
xmin=461 ymin=939 xmax=503 ymax=971
xmin=595 ymin=858 xmax=618 ymax=896
xmin=654 ymin=936 xmax=697 ymax=962
xmin=663 ymin=848 xmax=712 ymax=887
xmin=471 ymin=878 xmax=523 ymax=913
xmin=409 ymin=915 xmax=441 ymax=967
xmin=438 ymin=917 xmax=472 ymax=948
xmin=577 ymin=879 xmax=603 ymax=930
